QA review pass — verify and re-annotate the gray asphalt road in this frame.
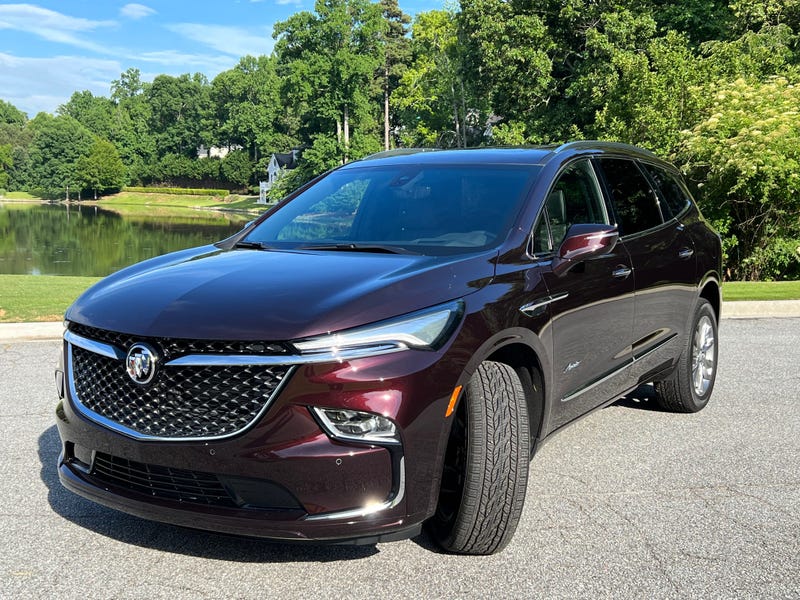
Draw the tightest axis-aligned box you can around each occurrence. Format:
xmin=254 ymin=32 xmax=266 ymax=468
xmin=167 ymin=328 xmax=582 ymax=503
xmin=1 ymin=319 xmax=798 ymax=599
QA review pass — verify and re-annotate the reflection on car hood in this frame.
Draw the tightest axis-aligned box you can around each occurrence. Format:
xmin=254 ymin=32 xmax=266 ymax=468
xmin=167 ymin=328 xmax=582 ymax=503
xmin=66 ymin=245 xmax=497 ymax=340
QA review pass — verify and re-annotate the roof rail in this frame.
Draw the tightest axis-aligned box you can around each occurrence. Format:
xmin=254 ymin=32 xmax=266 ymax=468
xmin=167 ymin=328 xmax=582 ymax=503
xmin=362 ymin=148 xmax=441 ymax=160
xmin=553 ymin=140 xmax=659 ymax=158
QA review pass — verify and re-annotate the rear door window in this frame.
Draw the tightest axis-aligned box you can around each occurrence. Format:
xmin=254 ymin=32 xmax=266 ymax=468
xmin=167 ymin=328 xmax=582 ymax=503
xmin=596 ymin=158 xmax=664 ymax=237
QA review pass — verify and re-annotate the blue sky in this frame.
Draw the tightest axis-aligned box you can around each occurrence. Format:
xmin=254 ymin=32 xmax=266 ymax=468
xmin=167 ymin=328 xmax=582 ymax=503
xmin=0 ymin=1 xmax=440 ymax=118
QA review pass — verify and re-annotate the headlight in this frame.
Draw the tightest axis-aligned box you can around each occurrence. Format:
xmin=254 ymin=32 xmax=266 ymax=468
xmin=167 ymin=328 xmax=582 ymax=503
xmin=294 ymin=300 xmax=464 ymax=360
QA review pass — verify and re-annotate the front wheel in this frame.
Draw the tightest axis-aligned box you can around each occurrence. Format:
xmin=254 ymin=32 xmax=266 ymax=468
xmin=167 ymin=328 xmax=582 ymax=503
xmin=428 ymin=361 xmax=530 ymax=555
xmin=655 ymin=298 xmax=718 ymax=413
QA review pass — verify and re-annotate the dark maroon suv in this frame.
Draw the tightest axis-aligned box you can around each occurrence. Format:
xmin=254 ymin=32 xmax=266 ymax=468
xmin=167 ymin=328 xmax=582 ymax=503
xmin=55 ymin=142 xmax=721 ymax=554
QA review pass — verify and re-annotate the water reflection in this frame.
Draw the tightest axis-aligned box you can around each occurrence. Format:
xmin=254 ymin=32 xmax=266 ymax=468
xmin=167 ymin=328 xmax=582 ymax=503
xmin=0 ymin=203 xmax=250 ymax=277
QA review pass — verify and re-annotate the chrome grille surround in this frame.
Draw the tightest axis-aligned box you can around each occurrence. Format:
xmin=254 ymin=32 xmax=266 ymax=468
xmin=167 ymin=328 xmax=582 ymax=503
xmin=66 ymin=328 xmax=295 ymax=442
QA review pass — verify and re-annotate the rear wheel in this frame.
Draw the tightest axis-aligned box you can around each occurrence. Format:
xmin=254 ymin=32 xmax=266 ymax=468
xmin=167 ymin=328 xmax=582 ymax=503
xmin=655 ymin=298 xmax=718 ymax=413
xmin=429 ymin=361 xmax=530 ymax=555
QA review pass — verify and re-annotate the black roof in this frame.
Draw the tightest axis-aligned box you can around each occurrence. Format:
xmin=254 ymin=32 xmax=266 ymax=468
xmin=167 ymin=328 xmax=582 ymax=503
xmin=350 ymin=141 xmax=665 ymax=170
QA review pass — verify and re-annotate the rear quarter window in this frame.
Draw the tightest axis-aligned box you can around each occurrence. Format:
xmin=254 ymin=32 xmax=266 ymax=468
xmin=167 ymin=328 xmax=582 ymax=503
xmin=640 ymin=163 xmax=692 ymax=219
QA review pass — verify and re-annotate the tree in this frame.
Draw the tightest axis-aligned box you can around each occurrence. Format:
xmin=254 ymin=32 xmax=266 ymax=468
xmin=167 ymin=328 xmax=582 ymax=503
xmin=109 ymin=70 xmax=156 ymax=185
xmin=27 ymin=114 xmax=94 ymax=198
xmin=678 ymin=77 xmax=800 ymax=280
xmin=0 ymin=143 xmax=12 ymax=190
xmin=75 ymin=138 xmax=126 ymax=199
xmin=394 ymin=9 xmax=482 ymax=147
xmin=378 ymin=0 xmax=411 ymax=149
xmin=146 ymin=73 xmax=212 ymax=157
xmin=274 ymin=0 xmax=384 ymax=161
xmin=220 ymin=149 xmax=254 ymax=188
xmin=0 ymin=99 xmax=27 ymax=125
xmin=592 ymin=31 xmax=705 ymax=155
xmin=211 ymin=55 xmax=284 ymax=162
xmin=58 ymin=91 xmax=115 ymax=140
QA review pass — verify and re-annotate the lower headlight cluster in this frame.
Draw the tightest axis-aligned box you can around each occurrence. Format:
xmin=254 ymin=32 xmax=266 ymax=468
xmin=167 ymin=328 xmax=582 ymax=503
xmin=312 ymin=407 xmax=400 ymax=445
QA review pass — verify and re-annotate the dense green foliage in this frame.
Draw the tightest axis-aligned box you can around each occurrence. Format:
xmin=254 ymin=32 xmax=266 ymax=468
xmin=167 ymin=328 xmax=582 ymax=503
xmin=2 ymin=0 xmax=799 ymax=279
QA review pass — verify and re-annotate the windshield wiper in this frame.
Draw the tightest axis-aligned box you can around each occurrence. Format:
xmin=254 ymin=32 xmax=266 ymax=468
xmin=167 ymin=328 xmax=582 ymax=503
xmin=233 ymin=240 xmax=272 ymax=250
xmin=297 ymin=243 xmax=415 ymax=255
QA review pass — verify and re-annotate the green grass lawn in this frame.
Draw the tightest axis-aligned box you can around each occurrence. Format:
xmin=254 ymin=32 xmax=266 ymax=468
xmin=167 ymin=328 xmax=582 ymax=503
xmin=93 ymin=191 xmax=270 ymax=218
xmin=0 ymin=275 xmax=101 ymax=323
xmin=723 ymin=280 xmax=800 ymax=301
xmin=0 ymin=191 xmax=45 ymax=200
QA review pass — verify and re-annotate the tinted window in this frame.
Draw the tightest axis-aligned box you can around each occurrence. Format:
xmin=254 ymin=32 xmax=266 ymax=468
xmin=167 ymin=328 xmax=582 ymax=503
xmin=640 ymin=163 xmax=691 ymax=219
xmin=247 ymin=165 xmax=539 ymax=254
xmin=597 ymin=158 xmax=663 ymax=236
xmin=532 ymin=160 xmax=608 ymax=253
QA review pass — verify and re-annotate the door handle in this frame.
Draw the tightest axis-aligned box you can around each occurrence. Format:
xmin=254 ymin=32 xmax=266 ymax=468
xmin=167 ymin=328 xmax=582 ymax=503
xmin=612 ymin=265 xmax=632 ymax=279
xmin=678 ymin=248 xmax=694 ymax=260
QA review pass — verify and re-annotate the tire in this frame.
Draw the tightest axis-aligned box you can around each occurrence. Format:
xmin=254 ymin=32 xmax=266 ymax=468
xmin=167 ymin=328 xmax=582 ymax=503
xmin=654 ymin=298 xmax=718 ymax=413
xmin=428 ymin=361 xmax=530 ymax=555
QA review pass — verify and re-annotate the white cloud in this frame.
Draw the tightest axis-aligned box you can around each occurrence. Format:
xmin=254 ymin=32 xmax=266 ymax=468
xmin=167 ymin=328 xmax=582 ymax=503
xmin=120 ymin=3 xmax=156 ymax=20
xmin=136 ymin=50 xmax=238 ymax=73
xmin=0 ymin=52 xmax=122 ymax=116
xmin=167 ymin=23 xmax=274 ymax=58
xmin=0 ymin=4 xmax=116 ymax=54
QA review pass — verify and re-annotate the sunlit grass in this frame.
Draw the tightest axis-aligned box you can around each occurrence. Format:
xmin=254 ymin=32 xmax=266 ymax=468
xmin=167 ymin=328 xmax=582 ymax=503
xmin=724 ymin=281 xmax=800 ymax=301
xmin=0 ymin=274 xmax=101 ymax=322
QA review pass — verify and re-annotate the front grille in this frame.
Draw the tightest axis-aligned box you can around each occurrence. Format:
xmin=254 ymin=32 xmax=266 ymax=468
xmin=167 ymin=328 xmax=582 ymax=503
xmin=70 ymin=345 xmax=292 ymax=439
xmin=91 ymin=452 xmax=236 ymax=507
xmin=68 ymin=323 xmax=293 ymax=358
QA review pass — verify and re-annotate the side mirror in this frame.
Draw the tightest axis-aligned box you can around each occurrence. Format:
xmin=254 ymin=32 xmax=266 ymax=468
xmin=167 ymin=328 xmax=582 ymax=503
xmin=552 ymin=224 xmax=619 ymax=276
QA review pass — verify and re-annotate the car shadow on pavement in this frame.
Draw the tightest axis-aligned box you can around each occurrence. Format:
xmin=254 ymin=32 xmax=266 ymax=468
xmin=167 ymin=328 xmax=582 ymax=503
xmin=38 ymin=425 xmax=380 ymax=561
xmin=612 ymin=383 xmax=668 ymax=411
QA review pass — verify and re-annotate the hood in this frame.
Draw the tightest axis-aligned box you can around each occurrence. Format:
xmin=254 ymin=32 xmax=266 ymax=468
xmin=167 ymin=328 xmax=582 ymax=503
xmin=66 ymin=245 xmax=497 ymax=340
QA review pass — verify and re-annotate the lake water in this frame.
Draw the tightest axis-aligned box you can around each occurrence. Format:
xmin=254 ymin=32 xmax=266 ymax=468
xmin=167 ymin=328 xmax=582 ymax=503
xmin=0 ymin=202 xmax=251 ymax=277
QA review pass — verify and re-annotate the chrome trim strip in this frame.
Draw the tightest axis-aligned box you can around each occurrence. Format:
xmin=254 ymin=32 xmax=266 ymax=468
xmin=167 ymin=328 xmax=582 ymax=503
xmin=65 ymin=341 xmax=296 ymax=442
xmin=66 ymin=329 xmax=409 ymax=367
xmin=303 ymin=456 xmax=406 ymax=521
xmin=561 ymin=359 xmax=633 ymax=403
xmin=64 ymin=330 xmax=125 ymax=360
xmin=519 ymin=292 xmax=569 ymax=317
xmin=632 ymin=332 xmax=678 ymax=362
xmin=166 ymin=344 xmax=405 ymax=367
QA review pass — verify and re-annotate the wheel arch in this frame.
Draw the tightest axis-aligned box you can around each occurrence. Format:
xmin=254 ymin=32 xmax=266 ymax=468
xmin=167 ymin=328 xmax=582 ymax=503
xmin=699 ymin=273 xmax=722 ymax=321
xmin=485 ymin=343 xmax=547 ymax=453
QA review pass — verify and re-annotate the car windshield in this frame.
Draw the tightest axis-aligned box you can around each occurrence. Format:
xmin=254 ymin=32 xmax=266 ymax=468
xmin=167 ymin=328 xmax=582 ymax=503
xmin=244 ymin=163 xmax=540 ymax=255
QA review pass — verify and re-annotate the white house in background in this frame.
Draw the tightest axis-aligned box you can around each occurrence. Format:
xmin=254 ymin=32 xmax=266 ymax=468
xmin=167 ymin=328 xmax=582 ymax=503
xmin=266 ymin=149 xmax=301 ymax=189
xmin=196 ymin=144 xmax=243 ymax=159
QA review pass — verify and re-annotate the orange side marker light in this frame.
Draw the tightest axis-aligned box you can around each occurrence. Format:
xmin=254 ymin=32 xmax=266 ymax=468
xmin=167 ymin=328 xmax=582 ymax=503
xmin=445 ymin=385 xmax=463 ymax=418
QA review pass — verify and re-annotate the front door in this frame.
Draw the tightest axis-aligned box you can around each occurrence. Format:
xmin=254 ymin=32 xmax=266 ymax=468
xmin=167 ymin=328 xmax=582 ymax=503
xmin=529 ymin=159 xmax=636 ymax=432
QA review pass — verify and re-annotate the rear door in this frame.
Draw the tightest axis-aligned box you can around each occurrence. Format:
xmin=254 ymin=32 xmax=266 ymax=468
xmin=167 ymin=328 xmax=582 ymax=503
xmin=594 ymin=158 xmax=697 ymax=382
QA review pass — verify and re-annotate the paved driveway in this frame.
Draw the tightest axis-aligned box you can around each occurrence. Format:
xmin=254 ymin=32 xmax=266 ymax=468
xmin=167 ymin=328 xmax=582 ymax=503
xmin=1 ymin=318 xmax=798 ymax=599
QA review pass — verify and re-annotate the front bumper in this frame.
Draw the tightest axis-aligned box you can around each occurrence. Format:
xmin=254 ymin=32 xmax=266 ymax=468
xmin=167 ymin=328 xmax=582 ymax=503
xmin=54 ymin=333 xmax=461 ymax=543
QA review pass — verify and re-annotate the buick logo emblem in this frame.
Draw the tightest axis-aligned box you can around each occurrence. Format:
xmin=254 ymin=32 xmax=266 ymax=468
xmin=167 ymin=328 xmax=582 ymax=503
xmin=126 ymin=343 xmax=158 ymax=385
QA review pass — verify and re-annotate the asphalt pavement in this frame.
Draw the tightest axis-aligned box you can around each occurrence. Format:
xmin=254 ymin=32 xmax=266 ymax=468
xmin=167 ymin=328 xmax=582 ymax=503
xmin=0 ymin=318 xmax=798 ymax=599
